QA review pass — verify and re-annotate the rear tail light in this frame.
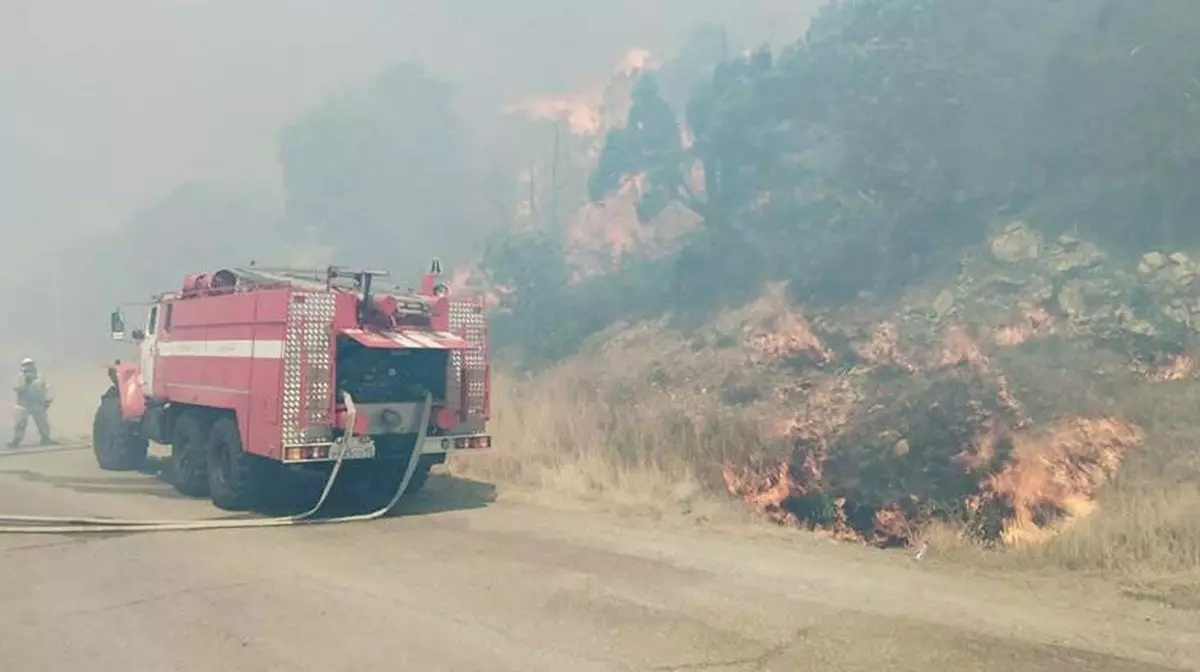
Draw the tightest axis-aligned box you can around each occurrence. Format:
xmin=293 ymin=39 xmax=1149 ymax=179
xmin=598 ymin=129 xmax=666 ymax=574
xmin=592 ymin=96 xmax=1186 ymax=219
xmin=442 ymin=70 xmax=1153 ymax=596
xmin=435 ymin=408 xmax=458 ymax=431
xmin=439 ymin=435 xmax=491 ymax=451
xmin=284 ymin=445 xmax=330 ymax=461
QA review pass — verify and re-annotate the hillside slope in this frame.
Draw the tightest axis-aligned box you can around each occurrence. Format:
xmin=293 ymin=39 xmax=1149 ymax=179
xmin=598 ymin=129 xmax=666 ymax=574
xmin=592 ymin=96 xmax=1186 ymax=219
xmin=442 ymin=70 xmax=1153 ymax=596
xmin=457 ymin=0 xmax=1200 ymax=593
xmin=460 ymin=224 xmax=1200 ymax=597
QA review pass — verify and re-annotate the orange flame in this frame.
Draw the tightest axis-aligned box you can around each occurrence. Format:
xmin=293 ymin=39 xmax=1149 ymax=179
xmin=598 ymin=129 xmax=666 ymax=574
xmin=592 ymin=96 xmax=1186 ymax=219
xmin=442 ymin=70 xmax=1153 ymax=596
xmin=725 ymin=414 xmax=1141 ymax=548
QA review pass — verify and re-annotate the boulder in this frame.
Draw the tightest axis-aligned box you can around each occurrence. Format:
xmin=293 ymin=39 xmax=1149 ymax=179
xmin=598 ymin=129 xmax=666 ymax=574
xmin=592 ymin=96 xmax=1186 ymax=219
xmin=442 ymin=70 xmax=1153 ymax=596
xmin=1138 ymin=251 xmax=1167 ymax=275
xmin=1057 ymin=279 xmax=1087 ymax=317
xmin=1168 ymin=262 xmax=1197 ymax=286
xmin=932 ymin=289 xmax=955 ymax=316
xmin=1161 ymin=300 xmax=1191 ymax=326
xmin=1136 ymin=251 xmax=1197 ymax=290
xmin=1125 ymin=314 xmax=1158 ymax=337
xmin=1046 ymin=240 xmax=1105 ymax=274
xmin=989 ymin=222 xmax=1042 ymax=263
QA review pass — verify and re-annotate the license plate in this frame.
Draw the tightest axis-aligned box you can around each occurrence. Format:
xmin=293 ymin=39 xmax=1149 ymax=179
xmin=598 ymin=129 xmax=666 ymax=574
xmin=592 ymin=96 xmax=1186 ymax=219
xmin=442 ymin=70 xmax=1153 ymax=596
xmin=331 ymin=437 xmax=376 ymax=460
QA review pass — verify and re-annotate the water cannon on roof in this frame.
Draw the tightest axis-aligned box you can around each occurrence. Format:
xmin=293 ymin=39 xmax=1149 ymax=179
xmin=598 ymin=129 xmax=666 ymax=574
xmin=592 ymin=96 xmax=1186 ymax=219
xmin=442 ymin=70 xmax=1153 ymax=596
xmin=421 ymin=257 xmax=447 ymax=296
xmin=330 ymin=267 xmax=389 ymax=327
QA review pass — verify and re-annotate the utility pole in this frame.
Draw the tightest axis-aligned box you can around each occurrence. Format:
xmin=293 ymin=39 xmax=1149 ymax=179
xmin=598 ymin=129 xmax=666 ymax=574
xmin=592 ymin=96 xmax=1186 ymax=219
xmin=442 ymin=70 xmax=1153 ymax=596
xmin=528 ymin=162 xmax=536 ymax=219
xmin=549 ymin=119 xmax=561 ymax=228
xmin=48 ymin=251 xmax=63 ymax=363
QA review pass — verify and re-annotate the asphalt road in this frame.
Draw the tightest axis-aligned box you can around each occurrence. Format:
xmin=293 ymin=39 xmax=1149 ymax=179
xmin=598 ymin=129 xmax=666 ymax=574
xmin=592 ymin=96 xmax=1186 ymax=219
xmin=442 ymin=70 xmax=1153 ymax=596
xmin=0 ymin=446 xmax=1195 ymax=671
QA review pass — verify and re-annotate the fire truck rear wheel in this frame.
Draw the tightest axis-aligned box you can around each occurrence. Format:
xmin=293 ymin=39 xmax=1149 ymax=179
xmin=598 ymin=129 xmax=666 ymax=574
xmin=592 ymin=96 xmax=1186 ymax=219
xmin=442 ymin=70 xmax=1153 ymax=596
xmin=360 ymin=455 xmax=434 ymax=505
xmin=91 ymin=390 xmax=149 ymax=471
xmin=169 ymin=411 xmax=210 ymax=497
xmin=206 ymin=415 xmax=269 ymax=511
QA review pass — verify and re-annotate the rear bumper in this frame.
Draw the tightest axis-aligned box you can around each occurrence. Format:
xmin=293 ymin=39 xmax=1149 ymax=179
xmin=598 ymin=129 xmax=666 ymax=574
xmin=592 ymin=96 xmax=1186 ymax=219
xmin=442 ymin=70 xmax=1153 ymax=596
xmin=420 ymin=434 xmax=493 ymax=454
xmin=280 ymin=433 xmax=491 ymax=463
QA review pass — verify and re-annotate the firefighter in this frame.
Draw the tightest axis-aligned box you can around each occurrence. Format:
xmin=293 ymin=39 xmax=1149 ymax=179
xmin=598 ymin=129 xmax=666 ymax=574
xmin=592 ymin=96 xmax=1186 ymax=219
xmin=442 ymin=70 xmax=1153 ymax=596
xmin=7 ymin=358 xmax=54 ymax=448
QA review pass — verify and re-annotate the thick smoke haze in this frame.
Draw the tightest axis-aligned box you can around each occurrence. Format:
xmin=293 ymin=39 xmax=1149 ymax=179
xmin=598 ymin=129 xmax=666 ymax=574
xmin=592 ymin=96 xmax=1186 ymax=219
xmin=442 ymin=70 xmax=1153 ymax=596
xmin=3 ymin=0 xmax=813 ymax=241
xmin=1 ymin=0 xmax=816 ymax=371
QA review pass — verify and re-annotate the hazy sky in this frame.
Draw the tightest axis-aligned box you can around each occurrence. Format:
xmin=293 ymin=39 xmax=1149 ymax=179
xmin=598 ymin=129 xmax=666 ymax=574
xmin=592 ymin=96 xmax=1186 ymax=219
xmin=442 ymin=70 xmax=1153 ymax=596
xmin=2 ymin=0 xmax=816 ymax=248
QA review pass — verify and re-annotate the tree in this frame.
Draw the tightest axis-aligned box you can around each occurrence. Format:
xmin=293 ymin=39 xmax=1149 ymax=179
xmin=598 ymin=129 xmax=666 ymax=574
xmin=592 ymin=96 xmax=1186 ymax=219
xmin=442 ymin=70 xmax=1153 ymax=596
xmin=587 ymin=39 xmax=779 ymax=228
xmin=588 ymin=73 xmax=690 ymax=222
xmin=1035 ymin=0 xmax=1200 ymax=249
xmin=493 ymin=1 xmax=1200 ymax=364
xmin=481 ymin=228 xmax=571 ymax=315
xmin=589 ymin=0 xmax=1200 ymax=307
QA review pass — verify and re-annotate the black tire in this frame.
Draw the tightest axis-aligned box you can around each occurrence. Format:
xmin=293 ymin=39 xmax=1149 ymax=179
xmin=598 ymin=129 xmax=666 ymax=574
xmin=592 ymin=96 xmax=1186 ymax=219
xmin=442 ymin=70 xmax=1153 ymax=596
xmin=170 ymin=411 xmax=210 ymax=497
xmin=206 ymin=415 xmax=269 ymax=511
xmin=91 ymin=389 xmax=148 ymax=471
xmin=356 ymin=457 xmax=433 ymax=509
xmin=404 ymin=458 xmax=434 ymax=496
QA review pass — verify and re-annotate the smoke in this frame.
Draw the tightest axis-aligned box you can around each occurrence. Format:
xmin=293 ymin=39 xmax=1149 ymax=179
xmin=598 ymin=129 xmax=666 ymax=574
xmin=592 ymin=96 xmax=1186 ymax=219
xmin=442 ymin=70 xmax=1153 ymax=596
xmin=3 ymin=0 xmax=817 ymax=244
xmin=0 ymin=0 xmax=822 ymax=401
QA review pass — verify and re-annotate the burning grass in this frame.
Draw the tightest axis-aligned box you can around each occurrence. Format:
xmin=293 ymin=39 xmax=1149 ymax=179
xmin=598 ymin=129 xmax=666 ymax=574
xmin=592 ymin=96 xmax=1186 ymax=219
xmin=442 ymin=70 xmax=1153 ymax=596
xmin=459 ymin=293 xmax=1200 ymax=587
xmin=467 ymin=365 xmax=1200 ymax=591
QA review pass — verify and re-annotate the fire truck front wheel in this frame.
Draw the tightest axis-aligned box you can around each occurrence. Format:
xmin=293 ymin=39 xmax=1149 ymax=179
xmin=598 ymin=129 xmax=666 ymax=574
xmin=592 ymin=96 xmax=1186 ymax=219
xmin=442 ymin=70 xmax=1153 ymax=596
xmin=91 ymin=390 xmax=149 ymax=471
xmin=206 ymin=415 xmax=270 ymax=511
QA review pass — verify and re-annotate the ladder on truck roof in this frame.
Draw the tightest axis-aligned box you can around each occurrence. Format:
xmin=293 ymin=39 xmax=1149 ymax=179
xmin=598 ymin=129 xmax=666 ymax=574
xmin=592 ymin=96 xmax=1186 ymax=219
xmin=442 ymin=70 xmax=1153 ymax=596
xmin=234 ymin=265 xmax=434 ymax=323
xmin=233 ymin=265 xmax=391 ymax=292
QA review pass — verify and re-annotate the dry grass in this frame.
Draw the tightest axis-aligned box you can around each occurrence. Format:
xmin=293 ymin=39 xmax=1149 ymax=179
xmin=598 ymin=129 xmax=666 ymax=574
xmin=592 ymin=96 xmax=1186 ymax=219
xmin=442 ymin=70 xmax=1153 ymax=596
xmin=1016 ymin=414 xmax=1199 ymax=580
xmin=450 ymin=367 xmax=768 ymax=520
xmin=1014 ymin=482 xmax=1200 ymax=574
xmin=912 ymin=372 xmax=1200 ymax=600
xmin=922 ymin=483 xmax=1200 ymax=570
xmin=920 ymin=481 xmax=1200 ymax=608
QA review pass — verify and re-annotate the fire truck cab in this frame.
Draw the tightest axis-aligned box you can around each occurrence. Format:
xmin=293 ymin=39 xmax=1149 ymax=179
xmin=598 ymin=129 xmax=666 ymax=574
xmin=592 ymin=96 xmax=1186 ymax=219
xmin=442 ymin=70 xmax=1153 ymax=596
xmin=93 ymin=261 xmax=491 ymax=511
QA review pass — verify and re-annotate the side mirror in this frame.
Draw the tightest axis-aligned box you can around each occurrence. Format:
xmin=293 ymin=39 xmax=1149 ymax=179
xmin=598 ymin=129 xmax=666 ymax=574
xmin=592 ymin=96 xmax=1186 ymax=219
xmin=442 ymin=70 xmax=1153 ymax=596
xmin=131 ymin=328 xmax=146 ymax=342
xmin=110 ymin=311 xmax=126 ymax=340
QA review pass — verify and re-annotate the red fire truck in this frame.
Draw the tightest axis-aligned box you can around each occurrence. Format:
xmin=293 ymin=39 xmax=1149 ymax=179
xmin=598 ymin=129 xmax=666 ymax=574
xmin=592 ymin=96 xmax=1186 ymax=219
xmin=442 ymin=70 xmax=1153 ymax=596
xmin=93 ymin=261 xmax=491 ymax=512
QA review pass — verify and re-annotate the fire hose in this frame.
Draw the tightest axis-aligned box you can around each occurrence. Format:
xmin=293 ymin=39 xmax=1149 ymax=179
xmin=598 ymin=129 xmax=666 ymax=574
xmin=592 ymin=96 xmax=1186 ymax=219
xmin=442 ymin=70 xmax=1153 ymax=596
xmin=0 ymin=392 xmax=429 ymax=534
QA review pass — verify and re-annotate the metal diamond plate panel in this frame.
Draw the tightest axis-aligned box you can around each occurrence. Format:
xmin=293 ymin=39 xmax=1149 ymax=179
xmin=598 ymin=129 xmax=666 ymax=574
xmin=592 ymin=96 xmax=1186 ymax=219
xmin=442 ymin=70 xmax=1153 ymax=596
xmin=448 ymin=296 xmax=488 ymax=418
xmin=282 ymin=290 xmax=336 ymax=444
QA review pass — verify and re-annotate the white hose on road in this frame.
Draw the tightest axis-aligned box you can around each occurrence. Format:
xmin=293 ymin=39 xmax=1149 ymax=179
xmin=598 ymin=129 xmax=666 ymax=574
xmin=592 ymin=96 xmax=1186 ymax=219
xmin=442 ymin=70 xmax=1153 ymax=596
xmin=0 ymin=444 xmax=97 ymax=458
xmin=0 ymin=392 xmax=431 ymax=534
